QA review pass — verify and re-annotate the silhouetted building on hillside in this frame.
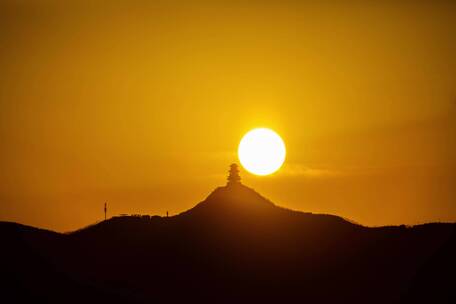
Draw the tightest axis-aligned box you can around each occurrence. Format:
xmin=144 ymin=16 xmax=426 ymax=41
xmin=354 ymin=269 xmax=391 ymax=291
xmin=227 ymin=163 xmax=241 ymax=186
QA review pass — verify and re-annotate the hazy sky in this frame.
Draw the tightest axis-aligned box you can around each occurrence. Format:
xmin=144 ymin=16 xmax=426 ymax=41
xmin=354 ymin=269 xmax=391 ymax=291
xmin=1 ymin=1 xmax=455 ymax=231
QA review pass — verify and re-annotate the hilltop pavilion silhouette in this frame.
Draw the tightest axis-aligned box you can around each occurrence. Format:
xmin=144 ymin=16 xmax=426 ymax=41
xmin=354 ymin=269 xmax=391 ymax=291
xmin=227 ymin=163 xmax=241 ymax=186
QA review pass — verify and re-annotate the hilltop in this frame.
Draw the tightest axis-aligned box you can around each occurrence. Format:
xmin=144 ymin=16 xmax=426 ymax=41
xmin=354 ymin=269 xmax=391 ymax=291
xmin=1 ymin=182 xmax=455 ymax=303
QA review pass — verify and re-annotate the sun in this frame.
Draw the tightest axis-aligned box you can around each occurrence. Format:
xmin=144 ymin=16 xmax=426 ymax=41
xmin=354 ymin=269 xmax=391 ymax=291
xmin=238 ymin=128 xmax=286 ymax=176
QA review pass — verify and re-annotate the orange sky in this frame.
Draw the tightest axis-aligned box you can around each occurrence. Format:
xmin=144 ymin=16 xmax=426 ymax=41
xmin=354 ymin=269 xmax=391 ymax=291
xmin=1 ymin=1 xmax=455 ymax=231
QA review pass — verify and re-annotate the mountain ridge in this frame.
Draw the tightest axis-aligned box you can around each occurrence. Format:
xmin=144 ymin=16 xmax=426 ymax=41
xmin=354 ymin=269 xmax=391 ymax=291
xmin=1 ymin=183 xmax=455 ymax=303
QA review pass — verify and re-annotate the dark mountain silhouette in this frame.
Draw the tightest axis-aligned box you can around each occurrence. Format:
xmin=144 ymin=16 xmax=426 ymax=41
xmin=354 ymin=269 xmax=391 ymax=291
xmin=1 ymin=183 xmax=455 ymax=303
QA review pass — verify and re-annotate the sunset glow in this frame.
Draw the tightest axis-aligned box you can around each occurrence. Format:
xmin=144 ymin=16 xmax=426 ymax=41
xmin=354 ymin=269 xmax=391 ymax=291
xmin=0 ymin=1 xmax=455 ymax=231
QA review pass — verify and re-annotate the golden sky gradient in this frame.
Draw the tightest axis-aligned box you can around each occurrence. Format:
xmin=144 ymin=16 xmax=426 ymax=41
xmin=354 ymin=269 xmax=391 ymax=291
xmin=1 ymin=1 xmax=455 ymax=231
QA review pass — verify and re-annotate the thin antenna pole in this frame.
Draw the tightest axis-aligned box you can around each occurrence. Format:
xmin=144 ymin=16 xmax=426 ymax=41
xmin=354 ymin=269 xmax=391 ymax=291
xmin=104 ymin=202 xmax=107 ymax=221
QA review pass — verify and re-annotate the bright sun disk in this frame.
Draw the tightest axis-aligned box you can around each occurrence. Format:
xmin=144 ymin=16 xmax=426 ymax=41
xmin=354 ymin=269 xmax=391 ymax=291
xmin=238 ymin=128 xmax=286 ymax=176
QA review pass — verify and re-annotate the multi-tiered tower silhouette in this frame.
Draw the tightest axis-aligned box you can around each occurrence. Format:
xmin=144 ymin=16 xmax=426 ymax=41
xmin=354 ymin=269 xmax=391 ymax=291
xmin=227 ymin=163 xmax=241 ymax=186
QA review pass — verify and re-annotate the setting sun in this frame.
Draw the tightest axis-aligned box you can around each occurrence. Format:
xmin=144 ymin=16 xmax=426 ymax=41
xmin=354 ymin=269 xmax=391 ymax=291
xmin=238 ymin=128 xmax=286 ymax=176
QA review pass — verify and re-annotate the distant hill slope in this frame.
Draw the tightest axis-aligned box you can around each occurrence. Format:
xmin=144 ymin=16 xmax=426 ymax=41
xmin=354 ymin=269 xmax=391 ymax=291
xmin=1 ymin=183 xmax=455 ymax=303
